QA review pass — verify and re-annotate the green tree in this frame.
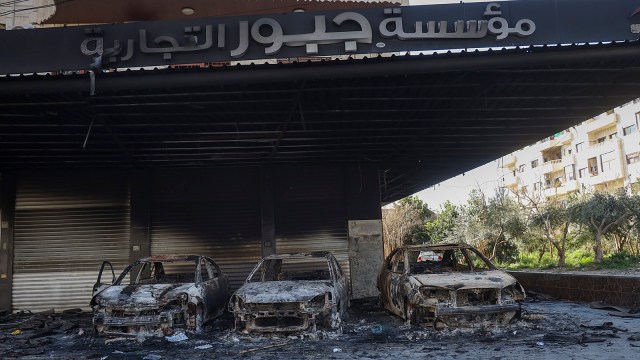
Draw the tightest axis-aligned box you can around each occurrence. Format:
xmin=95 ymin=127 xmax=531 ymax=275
xmin=424 ymin=201 xmax=464 ymax=243
xmin=461 ymin=188 xmax=525 ymax=263
xmin=529 ymin=199 xmax=572 ymax=267
xmin=571 ymin=191 xmax=640 ymax=263
xmin=382 ymin=196 xmax=433 ymax=255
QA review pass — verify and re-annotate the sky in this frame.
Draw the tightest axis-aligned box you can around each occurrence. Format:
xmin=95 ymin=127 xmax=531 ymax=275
xmin=414 ymin=160 xmax=507 ymax=210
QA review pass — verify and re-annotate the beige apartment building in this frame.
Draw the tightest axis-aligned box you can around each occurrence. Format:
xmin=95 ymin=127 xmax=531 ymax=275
xmin=501 ymin=99 xmax=640 ymax=201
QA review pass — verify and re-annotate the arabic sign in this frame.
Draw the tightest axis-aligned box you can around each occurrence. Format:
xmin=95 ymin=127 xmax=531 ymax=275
xmin=0 ymin=0 xmax=639 ymax=75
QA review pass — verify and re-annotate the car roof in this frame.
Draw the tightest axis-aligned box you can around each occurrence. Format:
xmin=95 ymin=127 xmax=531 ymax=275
xmin=404 ymin=243 xmax=472 ymax=251
xmin=262 ymin=251 xmax=333 ymax=260
xmin=139 ymin=254 xmax=202 ymax=262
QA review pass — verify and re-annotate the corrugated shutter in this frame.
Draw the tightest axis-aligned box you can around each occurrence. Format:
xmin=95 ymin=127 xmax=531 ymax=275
xmin=274 ymin=166 xmax=350 ymax=281
xmin=150 ymin=169 xmax=262 ymax=291
xmin=150 ymin=202 xmax=261 ymax=290
xmin=12 ymin=173 xmax=130 ymax=311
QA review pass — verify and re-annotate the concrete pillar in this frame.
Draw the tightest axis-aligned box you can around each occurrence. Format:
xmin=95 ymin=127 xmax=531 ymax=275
xmin=0 ymin=173 xmax=16 ymax=312
xmin=260 ymin=167 xmax=275 ymax=257
xmin=129 ymin=171 xmax=150 ymax=264
xmin=345 ymin=163 xmax=383 ymax=299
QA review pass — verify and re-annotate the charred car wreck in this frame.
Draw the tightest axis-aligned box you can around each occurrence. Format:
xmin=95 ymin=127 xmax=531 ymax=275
xmin=378 ymin=244 xmax=525 ymax=327
xmin=229 ymin=252 xmax=349 ymax=333
xmin=90 ymin=255 xmax=230 ymax=336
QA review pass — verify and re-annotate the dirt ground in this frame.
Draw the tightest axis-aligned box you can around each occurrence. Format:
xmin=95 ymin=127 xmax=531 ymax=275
xmin=1 ymin=296 xmax=639 ymax=360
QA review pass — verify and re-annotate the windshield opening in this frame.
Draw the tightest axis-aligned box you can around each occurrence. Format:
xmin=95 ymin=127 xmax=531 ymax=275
xmin=128 ymin=260 xmax=195 ymax=284
xmin=408 ymin=248 xmax=492 ymax=274
xmin=248 ymin=257 xmax=331 ymax=282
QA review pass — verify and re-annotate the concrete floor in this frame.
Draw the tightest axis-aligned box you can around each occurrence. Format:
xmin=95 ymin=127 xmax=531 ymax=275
xmin=1 ymin=297 xmax=639 ymax=359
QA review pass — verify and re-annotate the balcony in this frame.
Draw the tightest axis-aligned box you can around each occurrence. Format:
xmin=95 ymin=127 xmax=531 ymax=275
xmin=563 ymin=154 xmax=576 ymax=166
xmin=501 ymin=154 xmax=517 ymax=168
xmin=541 ymin=159 xmax=563 ymax=174
xmin=539 ymin=132 xmax=573 ymax=151
xmin=583 ymin=113 xmax=617 ymax=134
xmin=502 ymin=172 xmax=518 ymax=187
xmin=583 ymin=138 xmax=622 ymax=159
xmin=543 ymin=180 xmax=577 ymax=198
xmin=628 ymin=160 xmax=640 ymax=182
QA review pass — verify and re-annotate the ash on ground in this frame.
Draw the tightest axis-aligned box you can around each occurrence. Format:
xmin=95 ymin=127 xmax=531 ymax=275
xmin=1 ymin=297 xmax=639 ymax=360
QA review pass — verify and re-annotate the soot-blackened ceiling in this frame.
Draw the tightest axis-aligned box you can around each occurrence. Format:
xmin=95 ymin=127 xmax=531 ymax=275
xmin=2 ymin=42 xmax=640 ymax=202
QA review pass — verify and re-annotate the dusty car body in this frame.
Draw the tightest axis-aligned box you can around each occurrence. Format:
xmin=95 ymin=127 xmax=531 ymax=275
xmin=378 ymin=243 xmax=525 ymax=327
xmin=229 ymin=251 xmax=349 ymax=333
xmin=90 ymin=255 xmax=230 ymax=336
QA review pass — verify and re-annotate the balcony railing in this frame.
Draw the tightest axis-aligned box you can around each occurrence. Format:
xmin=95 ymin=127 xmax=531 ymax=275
xmin=541 ymin=159 xmax=563 ymax=174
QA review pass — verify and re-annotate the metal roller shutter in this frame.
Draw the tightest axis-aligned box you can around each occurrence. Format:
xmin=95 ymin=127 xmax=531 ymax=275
xmin=149 ymin=169 xmax=262 ymax=291
xmin=150 ymin=202 xmax=261 ymax=291
xmin=275 ymin=166 xmax=350 ymax=282
xmin=12 ymin=173 xmax=130 ymax=311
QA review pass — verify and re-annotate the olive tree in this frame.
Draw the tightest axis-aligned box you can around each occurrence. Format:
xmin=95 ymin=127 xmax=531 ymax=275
xmin=424 ymin=201 xmax=465 ymax=243
xmin=382 ymin=196 xmax=433 ymax=256
xmin=462 ymin=188 xmax=525 ymax=263
xmin=529 ymin=200 xmax=572 ymax=267
xmin=571 ymin=191 xmax=640 ymax=263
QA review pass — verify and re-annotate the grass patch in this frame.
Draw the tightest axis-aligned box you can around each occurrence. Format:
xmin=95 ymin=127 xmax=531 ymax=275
xmin=500 ymin=250 xmax=640 ymax=270
xmin=595 ymin=252 xmax=640 ymax=270
xmin=502 ymin=249 xmax=593 ymax=270
xmin=503 ymin=252 xmax=556 ymax=270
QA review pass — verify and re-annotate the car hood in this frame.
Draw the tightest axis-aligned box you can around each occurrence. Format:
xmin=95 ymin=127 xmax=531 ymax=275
xmin=94 ymin=283 xmax=194 ymax=308
xmin=235 ymin=281 xmax=333 ymax=303
xmin=410 ymin=270 xmax=517 ymax=290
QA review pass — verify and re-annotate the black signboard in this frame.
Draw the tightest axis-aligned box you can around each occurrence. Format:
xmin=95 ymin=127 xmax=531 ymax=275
xmin=1 ymin=0 xmax=639 ymax=75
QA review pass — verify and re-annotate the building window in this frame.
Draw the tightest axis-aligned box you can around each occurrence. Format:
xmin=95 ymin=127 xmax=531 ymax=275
xmin=597 ymin=136 xmax=606 ymax=143
xmin=565 ymin=165 xmax=576 ymax=181
xmin=575 ymin=142 xmax=583 ymax=153
xmin=627 ymin=153 xmax=640 ymax=164
xmin=609 ymin=132 xmax=618 ymax=139
xmin=623 ymin=124 xmax=637 ymax=136
xmin=531 ymin=159 xmax=538 ymax=168
xmin=600 ymin=151 xmax=616 ymax=172
xmin=554 ymin=177 xmax=564 ymax=186
xmin=578 ymin=168 xmax=587 ymax=178
xmin=588 ymin=157 xmax=599 ymax=176
xmin=518 ymin=164 xmax=525 ymax=173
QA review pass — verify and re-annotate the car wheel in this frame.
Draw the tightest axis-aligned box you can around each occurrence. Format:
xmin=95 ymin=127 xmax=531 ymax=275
xmin=324 ymin=306 xmax=342 ymax=329
xmin=404 ymin=299 xmax=418 ymax=326
xmin=194 ymin=305 xmax=204 ymax=333
xmin=93 ymin=325 xmax=104 ymax=336
xmin=234 ymin=316 xmax=246 ymax=332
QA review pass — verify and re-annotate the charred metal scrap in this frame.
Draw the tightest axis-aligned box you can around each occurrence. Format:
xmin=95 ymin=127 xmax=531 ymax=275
xmin=229 ymin=251 xmax=349 ymax=333
xmin=90 ymin=255 xmax=230 ymax=337
xmin=377 ymin=243 xmax=525 ymax=327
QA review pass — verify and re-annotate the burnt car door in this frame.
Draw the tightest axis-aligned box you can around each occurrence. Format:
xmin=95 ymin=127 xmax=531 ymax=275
xmin=92 ymin=261 xmax=116 ymax=296
xmin=328 ymin=255 xmax=348 ymax=312
xmin=198 ymin=257 xmax=229 ymax=319
xmin=379 ymin=249 xmax=406 ymax=315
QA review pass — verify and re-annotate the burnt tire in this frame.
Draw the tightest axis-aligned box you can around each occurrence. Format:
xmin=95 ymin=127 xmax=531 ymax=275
xmin=404 ymin=300 xmax=418 ymax=326
xmin=324 ymin=306 xmax=342 ymax=330
xmin=194 ymin=306 xmax=204 ymax=333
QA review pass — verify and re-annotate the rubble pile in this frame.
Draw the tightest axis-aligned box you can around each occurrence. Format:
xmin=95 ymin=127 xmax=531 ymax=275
xmin=0 ymin=308 xmax=90 ymax=357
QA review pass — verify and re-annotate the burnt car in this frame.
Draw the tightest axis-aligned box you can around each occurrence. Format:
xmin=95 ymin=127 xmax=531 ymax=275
xmin=229 ymin=251 xmax=349 ymax=333
xmin=377 ymin=243 xmax=525 ymax=327
xmin=90 ymin=255 xmax=230 ymax=336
